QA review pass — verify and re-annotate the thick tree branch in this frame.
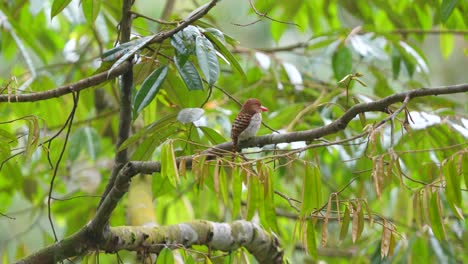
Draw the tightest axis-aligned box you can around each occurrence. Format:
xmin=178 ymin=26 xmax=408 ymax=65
xmin=129 ymin=84 xmax=468 ymax=174
xmin=101 ymin=220 xmax=283 ymax=263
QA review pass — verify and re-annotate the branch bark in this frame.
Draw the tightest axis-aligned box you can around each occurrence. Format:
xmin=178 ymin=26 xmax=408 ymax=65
xmin=101 ymin=220 xmax=283 ymax=263
xmin=128 ymin=84 xmax=468 ymax=174
xmin=98 ymin=0 xmax=135 ymax=208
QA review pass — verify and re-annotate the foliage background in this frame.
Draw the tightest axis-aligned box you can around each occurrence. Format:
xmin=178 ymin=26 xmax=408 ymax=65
xmin=0 ymin=0 xmax=467 ymax=263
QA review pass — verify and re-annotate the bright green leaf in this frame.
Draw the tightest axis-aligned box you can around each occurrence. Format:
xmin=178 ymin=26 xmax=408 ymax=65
xmin=306 ymin=220 xmax=318 ymax=258
xmin=232 ymin=167 xmax=243 ymax=218
xmin=301 ymin=164 xmax=322 ymax=216
xmin=156 ymin=247 xmax=174 ymax=264
xmin=160 ymin=140 xmax=179 ymax=187
xmin=440 ymin=31 xmax=454 ymax=59
xmin=51 ymin=0 xmax=73 ymax=18
xmin=82 ymin=0 xmax=101 ymax=24
xmin=332 ymin=44 xmax=352 ymax=82
xmin=133 ymin=65 xmax=168 ymax=117
xmin=246 ymin=175 xmax=259 ymax=220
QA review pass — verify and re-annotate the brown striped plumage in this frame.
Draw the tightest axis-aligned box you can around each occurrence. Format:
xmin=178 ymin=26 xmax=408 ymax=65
xmin=231 ymin=99 xmax=268 ymax=158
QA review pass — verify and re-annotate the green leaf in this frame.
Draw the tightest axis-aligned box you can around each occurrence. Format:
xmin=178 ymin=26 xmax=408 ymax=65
xmin=24 ymin=116 xmax=40 ymax=159
xmin=160 ymin=140 xmax=179 ymax=187
xmin=51 ymin=0 xmax=73 ymax=18
xmin=0 ymin=128 xmax=18 ymax=146
xmin=174 ymin=56 xmax=204 ymax=90
xmin=198 ymin=126 xmax=226 ymax=145
xmin=339 ymin=205 xmax=351 ymax=242
xmin=263 ymin=167 xmax=278 ymax=232
xmin=218 ymin=163 xmax=229 ymax=204
xmin=82 ymin=0 xmax=101 ymax=24
xmin=332 ymin=45 xmax=352 ymax=82
xmin=306 ymin=220 xmax=318 ymax=258
xmin=440 ymin=0 xmax=459 ymax=23
xmin=195 ymin=36 xmax=220 ymax=85
xmin=108 ymin=36 xmax=153 ymax=75
xmin=204 ymin=31 xmax=246 ymax=78
xmin=439 ymin=31 xmax=454 ymax=59
xmin=232 ymin=167 xmax=243 ymax=218
xmin=391 ymin=47 xmax=401 ymax=80
xmin=119 ymin=113 xmax=178 ymax=151
xmin=68 ymin=127 xmax=101 ymax=161
xmin=246 ymin=175 xmax=259 ymax=220
xmin=156 ymin=247 xmax=174 ymax=264
xmin=133 ymin=65 xmax=168 ymax=117
xmin=429 ymin=191 xmax=446 ymax=240
xmin=301 ymin=164 xmax=322 ymax=216
xmin=444 ymin=158 xmax=463 ymax=219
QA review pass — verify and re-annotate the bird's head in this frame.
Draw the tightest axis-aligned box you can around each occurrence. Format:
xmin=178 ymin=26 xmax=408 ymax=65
xmin=241 ymin=98 xmax=268 ymax=114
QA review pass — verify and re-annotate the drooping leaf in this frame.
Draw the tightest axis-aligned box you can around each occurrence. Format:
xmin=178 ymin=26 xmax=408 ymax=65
xmin=301 ymin=163 xmax=322 ymax=216
xmin=82 ymin=0 xmax=101 ymax=24
xmin=24 ymin=116 xmax=40 ymax=159
xmin=332 ymin=44 xmax=352 ymax=82
xmin=232 ymin=166 xmax=243 ymax=218
xmin=51 ymin=0 xmax=73 ymax=18
xmin=439 ymin=30 xmax=454 ymax=59
xmin=174 ymin=56 xmax=204 ymax=90
xmin=133 ymin=65 xmax=168 ymax=117
xmin=321 ymin=195 xmax=332 ymax=247
xmin=306 ymin=220 xmax=318 ymax=258
xmin=195 ymin=35 xmax=220 ymax=85
xmin=443 ymin=158 xmax=463 ymax=220
xmin=246 ymin=174 xmax=259 ymax=220
xmin=160 ymin=140 xmax=179 ymax=187
xmin=204 ymin=31 xmax=246 ymax=78
xmin=351 ymin=201 xmax=364 ymax=243
xmin=339 ymin=205 xmax=351 ymax=242
xmin=429 ymin=191 xmax=447 ymax=240
xmin=381 ymin=220 xmax=392 ymax=258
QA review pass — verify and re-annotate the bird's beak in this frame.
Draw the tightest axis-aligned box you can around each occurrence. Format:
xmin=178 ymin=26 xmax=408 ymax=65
xmin=260 ymin=105 xmax=268 ymax=112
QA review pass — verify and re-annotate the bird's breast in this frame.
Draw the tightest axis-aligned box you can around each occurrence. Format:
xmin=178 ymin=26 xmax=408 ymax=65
xmin=238 ymin=113 xmax=262 ymax=140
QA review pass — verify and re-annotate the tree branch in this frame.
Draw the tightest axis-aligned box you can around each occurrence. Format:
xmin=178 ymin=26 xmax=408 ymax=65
xmin=98 ymin=0 xmax=135 ymax=208
xmin=101 ymin=220 xmax=283 ymax=263
xmin=128 ymin=84 xmax=468 ymax=174
xmin=0 ymin=61 xmax=132 ymax=103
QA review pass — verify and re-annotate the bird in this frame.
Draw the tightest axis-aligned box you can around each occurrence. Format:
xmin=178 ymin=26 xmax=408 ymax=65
xmin=231 ymin=98 xmax=268 ymax=159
